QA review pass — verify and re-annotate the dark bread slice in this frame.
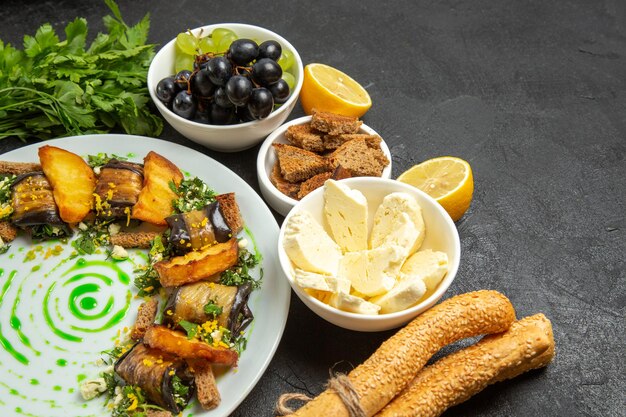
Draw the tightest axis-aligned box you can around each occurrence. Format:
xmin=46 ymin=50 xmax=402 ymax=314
xmin=272 ymin=143 xmax=331 ymax=183
xmin=285 ymin=124 xmax=325 ymax=152
xmin=310 ymin=110 xmax=362 ymax=135
xmin=270 ymin=163 xmax=300 ymax=199
xmin=297 ymin=165 xmax=353 ymax=200
xmin=0 ymin=221 xmax=18 ymax=243
xmin=215 ymin=193 xmax=243 ymax=235
xmin=328 ymin=136 xmax=389 ymax=177
xmin=323 ymin=133 xmax=380 ymax=150
xmin=130 ymin=298 xmax=159 ymax=341
xmin=188 ymin=359 xmax=221 ymax=410
xmin=110 ymin=231 xmax=161 ymax=249
xmin=0 ymin=161 xmax=42 ymax=175
xmin=146 ymin=411 xmax=173 ymax=417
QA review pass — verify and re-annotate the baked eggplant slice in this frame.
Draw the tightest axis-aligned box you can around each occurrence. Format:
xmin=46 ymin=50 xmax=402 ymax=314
xmin=162 ymin=281 xmax=254 ymax=335
xmin=166 ymin=201 xmax=232 ymax=253
xmin=94 ymin=160 xmax=143 ymax=219
xmin=10 ymin=171 xmax=70 ymax=238
xmin=154 ymin=238 xmax=239 ymax=288
xmin=114 ymin=343 xmax=195 ymax=414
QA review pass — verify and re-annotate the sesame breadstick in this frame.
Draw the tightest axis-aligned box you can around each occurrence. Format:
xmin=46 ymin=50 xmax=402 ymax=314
xmin=376 ymin=313 xmax=555 ymax=417
xmin=282 ymin=290 xmax=516 ymax=417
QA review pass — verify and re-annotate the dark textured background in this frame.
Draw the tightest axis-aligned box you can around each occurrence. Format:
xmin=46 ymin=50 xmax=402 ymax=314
xmin=1 ymin=0 xmax=624 ymax=416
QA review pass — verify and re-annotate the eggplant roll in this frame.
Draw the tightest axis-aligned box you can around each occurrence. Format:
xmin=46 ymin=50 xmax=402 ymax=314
xmin=114 ymin=343 xmax=195 ymax=414
xmin=11 ymin=171 xmax=64 ymax=227
xmin=94 ymin=160 xmax=143 ymax=218
xmin=163 ymin=281 xmax=254 ymax=335
xmin=166 ymin=201 xmax=232 ymax=252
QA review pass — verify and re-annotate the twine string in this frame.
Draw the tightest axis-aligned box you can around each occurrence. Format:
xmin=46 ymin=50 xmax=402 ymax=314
xmin=275 ymin=372 xmax=365 ymax=417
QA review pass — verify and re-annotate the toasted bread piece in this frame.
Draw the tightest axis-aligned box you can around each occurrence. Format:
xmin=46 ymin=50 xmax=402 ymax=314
xmin=38 ymin=145 xmax=96 ymax=224
xmin=132 ymin=151 xmax=183 ymax=226
xmin=270 ymin=163 xmax=300 ymax=199
xmin=0 ymin=161 xmax=42 ymax=176
xmin=285 ymin=124 xmax=325 ymax=153
xmin=215 ymin=193 xmax=243 ymax=235
xmin=323 ymin=133 xmax=380 ymax=150
xmin=0 ymin=220 xmax=18 ymax=243
xmin=154 ymin=238 xmax=239 ymax=288
xmin=146 ymin=411 xmax=173 ymax=417
xmin=297 ymin=165 xmax=352 ymax=200
xmin=188 ymin=359 xmax=221 ymax=410
xmin=328 ymin=136 xmax=389 ymax=177
xmin=110 ymin=231 xmax=162 ymax=249
xmin=310 ymin=110 xmax=362 ymax=135
xmin=273 ymin=143 xmax=331 ymax=183
xmin=144 ymin=325 xmax=238 ymax=366
xmin=130 ymin=297 xmax=159 ymax=341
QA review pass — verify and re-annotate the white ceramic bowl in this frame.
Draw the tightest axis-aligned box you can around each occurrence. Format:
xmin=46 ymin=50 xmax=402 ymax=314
xmin=257 ymin=116 xmax=393 ymax=216
xmin=147 ymin=23 xmax=304 ymax=152
xmin=277 ymin=177 xmax=460 ymax=331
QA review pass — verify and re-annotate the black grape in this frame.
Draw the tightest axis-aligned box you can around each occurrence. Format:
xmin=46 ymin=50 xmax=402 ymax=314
xmin=214 ymin=87 xmax=233 ymax=108
xmin=191 ymin=69 xmax=215 ymax=97
xmin=247 ymin=87 xmax=274 ymax=119
xmin=258 ymin=40 xmax=282 ymax=61
xmin=206 ymin=57 xmax=232 ymax=86
xmin=252 ymin=58 xmax=282 ymax=86
xmin=172 ymin=90 xmax=197 ymax=119
xmin=209 ymin=103 xmax=237 ymax=125
xmin=174 ymin=70 xmax=192 ymax=89
xmin=225 ymin=76 xmax=253 ymax=106
xmin=268 ymin=79 xmax=290 ymax=104
xmin=228 ymin=39 xmax=259 ymax=66
xmin=156 ymin=76 xmax=179 ymax=105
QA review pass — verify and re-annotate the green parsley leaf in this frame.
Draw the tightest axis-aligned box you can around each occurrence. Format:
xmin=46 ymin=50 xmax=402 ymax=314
xmin=87 ymin=152 xmax=128 ymax=168
xmin=219 ymin=248 xmax=263 ymax=289
xmin=170 ymin=177 xmax=216 ymax=213
xmin=178 ymin=320 xmax=199 ymax=340
xmin=203 ymin=300 xmax=223 ymax=318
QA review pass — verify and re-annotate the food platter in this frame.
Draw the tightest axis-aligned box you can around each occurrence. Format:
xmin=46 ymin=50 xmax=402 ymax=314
xmin=0 ymin=134 xmax=291 ymax=417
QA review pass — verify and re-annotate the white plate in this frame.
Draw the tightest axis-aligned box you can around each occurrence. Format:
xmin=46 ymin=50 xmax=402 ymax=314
xmin=0 ymin=135 xmax=290 ymax=417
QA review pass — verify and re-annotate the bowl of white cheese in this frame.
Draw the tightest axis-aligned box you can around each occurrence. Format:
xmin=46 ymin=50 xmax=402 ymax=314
xmin=277 ymin=177 xmax=460 ymax=331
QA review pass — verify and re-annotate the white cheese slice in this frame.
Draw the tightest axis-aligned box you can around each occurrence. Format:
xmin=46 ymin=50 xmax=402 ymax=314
xmin=370 ymin=279 xmax=426 ymax=314
xmin=323 ymin=179 xmax=368 ymax=252
xmin=328 ymin=292 xmax=381 ymax=315
xmin=340 ymin=245 xmax=405 ymax=297
xmin=283 ymin=210 xmax=342 ymax=275
xmin=294 ymin=269 xmax=351 ymax=294
xmin=370 ymin=192 xmax=425 ymax=254
xmin=400 ymin=249 xmax=449 ymax=293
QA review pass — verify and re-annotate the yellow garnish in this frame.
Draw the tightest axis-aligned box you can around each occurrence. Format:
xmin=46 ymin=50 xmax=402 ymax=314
xmin=126 ymin=393 xmax=138 ymax=411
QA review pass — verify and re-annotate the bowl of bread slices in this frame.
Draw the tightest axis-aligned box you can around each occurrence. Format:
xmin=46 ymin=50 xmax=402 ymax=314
xmin=256 ymin=111 xmax=392 ymax=216
xmin=277 ymin=176 xmax=460 ymax=331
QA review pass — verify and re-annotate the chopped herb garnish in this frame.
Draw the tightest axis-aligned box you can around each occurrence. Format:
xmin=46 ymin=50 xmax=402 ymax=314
xmin=171 ymin=375 xmax=189 ymax=407
xmin=169 ymin=177 xmax=216 ymax=213
xmin=0 ymin=244 xmax=10 ymax=254
xmin=219 ymin=247 xmax=262 ymax=289
xmin=87 ymin=152 xmax=128 ymax=168
xmin=0 ymin=175 xmax=15 ymax=220
xmin=133 ymin=266 xmax=160 ymax=297
xmin=71 ymin=219 xmax=112 ymax=255
xmin=203 ymin=300 xmax=223 ymax=318
xmin=178 ymin=320 xmax=199 ymax=340
xmin=30 ymin=224 xmax=72 ymax=241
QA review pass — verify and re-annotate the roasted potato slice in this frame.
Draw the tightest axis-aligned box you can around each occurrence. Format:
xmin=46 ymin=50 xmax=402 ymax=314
xmin=38 ymin=145 xmax=96 ymax=223
xmin=154 ymin=238 xmax=239 ymax=288
xmin=143 ymin=325 xmax=238 ymax=366
xmin=132 ymin=151 xmax=183 ymax=226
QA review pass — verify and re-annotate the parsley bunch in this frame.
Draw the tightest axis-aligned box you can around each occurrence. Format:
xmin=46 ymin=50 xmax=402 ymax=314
xmin=0 ymin=0 xmax=162 ymax=141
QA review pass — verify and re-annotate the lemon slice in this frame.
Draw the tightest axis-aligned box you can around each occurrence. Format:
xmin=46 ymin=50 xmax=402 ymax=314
xmin=397 ymin=156 xmax=474 ymax=222
xmin=299 ymin=63 xmax=372 ymax=117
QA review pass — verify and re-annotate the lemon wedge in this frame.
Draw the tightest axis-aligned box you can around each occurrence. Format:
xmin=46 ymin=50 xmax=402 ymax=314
xmin=299 ymin=63 xmax=372 ymax=117
xmin=397 ymin=156 xmax=474 ymax=222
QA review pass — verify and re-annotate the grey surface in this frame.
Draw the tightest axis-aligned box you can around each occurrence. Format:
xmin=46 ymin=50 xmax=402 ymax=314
xmin=1 ymin=0 xmax=625 ymax=416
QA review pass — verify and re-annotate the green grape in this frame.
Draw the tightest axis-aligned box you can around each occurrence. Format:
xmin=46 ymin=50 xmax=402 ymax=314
xmin=282 ymin=71 xmax=296 ymax=90
xmin=277 ymin=49 xmax=294 ymax=72
xmin=174 ymin=49 xmax=194 ymax=73
xmin=176 ymin=32 xmax=198 ymax=55
xmin=211 ymin=28 xmax=237 ymax=46
xmin=198 ymin=36 xmax=218 ymax=54
xmin=217 ymin=32 xmax=238 ymax=53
